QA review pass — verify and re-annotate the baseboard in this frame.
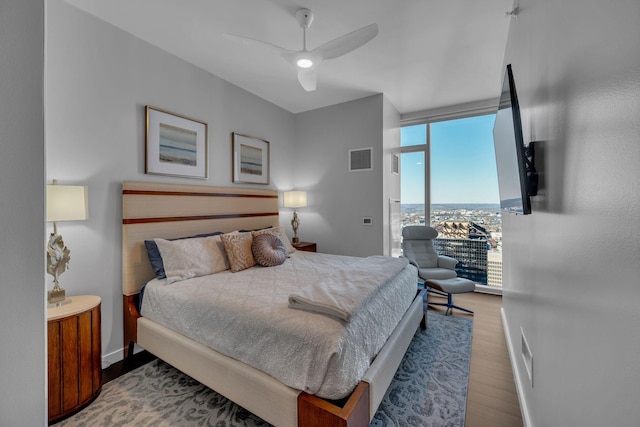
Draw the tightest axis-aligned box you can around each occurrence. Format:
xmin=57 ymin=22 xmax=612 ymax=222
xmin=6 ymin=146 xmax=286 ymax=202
xmin=101 ymin=344 xmax=145 ymax=369
xmin=474 ymin=285 xmax=502 ymax=295
xmin=501 ymin=307 xmax=533 ymax=427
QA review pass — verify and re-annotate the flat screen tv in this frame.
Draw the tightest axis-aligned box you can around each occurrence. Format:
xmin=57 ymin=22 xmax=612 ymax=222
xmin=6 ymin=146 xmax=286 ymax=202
xmin=493 ymin=64 xmax=537 ymax=215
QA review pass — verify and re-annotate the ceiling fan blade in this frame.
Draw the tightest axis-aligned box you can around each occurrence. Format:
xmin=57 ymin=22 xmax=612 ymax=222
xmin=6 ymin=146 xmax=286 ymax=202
xmin=314 ymin=23 xmax=378 ymax=61
xmin=298 ymin=68 xmax=317 ymax=91
xmin=223 ymin=33 xmax=292 ymax=57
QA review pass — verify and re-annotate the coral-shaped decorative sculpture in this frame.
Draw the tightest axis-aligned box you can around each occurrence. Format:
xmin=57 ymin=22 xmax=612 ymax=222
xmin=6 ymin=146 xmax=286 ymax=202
xmin=47 ymin=233 xmax=71 ymax=287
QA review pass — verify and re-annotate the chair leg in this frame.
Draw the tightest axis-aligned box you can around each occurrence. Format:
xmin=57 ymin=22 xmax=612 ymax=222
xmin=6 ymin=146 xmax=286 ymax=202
xmin=426 ymin=287 xmax=474 ymax=315
xmin=426 ymin=286 xmax=448 ymax=298
xmin=449 ymin=302 xmax=474 ymax=315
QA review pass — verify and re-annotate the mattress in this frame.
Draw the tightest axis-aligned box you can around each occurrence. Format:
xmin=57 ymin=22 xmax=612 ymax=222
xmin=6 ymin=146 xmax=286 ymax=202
xmin=140 ymin=251 xmax=417 ymax=399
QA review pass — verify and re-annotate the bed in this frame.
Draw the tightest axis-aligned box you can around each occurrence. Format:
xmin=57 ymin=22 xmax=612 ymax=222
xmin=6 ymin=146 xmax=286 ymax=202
xmin=122 ymin=181 xmax=426 ymax=427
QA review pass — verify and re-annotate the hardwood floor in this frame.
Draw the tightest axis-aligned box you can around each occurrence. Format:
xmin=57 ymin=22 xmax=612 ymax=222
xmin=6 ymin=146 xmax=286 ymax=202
xmin=103 ymin=292 xmax=523 ymax=427
xmin=428 ymin=291 xmax=524 ymax=427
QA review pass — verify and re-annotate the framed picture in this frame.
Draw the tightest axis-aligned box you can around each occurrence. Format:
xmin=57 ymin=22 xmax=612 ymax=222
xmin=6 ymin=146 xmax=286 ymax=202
xmin=232 ymin=132 xmax=270 ymax=184
xmin=145 ymin=106 xmax=208 ymax=179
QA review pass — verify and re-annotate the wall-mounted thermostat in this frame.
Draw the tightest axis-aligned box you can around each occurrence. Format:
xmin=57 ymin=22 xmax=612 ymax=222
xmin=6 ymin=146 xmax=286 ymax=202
xmin=363 ymin=217 xmax=373 ymax=226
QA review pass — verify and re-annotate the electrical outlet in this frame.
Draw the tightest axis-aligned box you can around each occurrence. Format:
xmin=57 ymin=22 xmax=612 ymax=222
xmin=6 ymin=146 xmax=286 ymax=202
xmin=521 ymin=327 xmax=533 ymax=387
xmin=363 ymin=217 xmax=372 ymax=225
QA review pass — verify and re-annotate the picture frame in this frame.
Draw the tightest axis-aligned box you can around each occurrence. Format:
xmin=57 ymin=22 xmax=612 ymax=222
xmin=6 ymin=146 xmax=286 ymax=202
xmin=145 ymin=106 xmax=208 ymax=179
xmin=232 ymin=132 xmax=270 ymax=184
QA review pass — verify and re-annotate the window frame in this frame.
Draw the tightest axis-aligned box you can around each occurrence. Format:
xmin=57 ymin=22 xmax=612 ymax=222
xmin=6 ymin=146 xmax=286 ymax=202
xmin=400 ymin=103 xmax=498 ymax=221
xmin=400 ymin=104 xmax=502 ymax=294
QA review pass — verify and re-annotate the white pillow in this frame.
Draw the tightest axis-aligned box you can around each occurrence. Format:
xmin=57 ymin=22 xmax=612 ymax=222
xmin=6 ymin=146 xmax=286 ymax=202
xmin=155 ymin=235 xmax=230 ymax=283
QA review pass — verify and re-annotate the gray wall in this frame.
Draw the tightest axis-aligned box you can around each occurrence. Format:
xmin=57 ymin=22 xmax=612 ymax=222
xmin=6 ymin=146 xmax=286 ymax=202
xmin=500 ymin=0 xmax=640 ymax=425
xmin=294 ymin=94 xmax=400 ymax=257
xmin=0 ymin=0 xmax=46 ymax=425
xmin=46 ymin=0 xmax=296 ymax=364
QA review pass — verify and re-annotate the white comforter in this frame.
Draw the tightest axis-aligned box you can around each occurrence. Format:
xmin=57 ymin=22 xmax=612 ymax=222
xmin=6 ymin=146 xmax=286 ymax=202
xmin=140 ymin=251 xmax=417 ymax=399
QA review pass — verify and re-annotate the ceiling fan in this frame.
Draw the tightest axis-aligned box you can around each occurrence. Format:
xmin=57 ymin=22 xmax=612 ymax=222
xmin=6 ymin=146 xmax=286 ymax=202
xmin=225 ymin=8 xmax=378 ymax=91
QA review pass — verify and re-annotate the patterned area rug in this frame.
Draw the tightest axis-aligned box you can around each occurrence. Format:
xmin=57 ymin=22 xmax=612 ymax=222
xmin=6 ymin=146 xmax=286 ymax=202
xmin=57 ymin=311 xmax=472 ymax=427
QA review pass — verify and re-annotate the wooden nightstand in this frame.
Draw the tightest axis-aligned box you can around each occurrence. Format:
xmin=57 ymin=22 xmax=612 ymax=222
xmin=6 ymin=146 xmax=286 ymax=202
xmin=293 ymin=241 xmax=317 ymax=252
xmin=47 ymin=295 xmax=102 ymax=424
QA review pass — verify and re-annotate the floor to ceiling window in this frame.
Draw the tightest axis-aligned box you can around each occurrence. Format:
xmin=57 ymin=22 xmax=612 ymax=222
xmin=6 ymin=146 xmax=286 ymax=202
xmin=400 ymin=114 xmax=503 ymax=291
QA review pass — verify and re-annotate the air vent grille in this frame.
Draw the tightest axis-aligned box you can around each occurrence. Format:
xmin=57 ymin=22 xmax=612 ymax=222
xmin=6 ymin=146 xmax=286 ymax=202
xmin=349 ymin=147 xmax=373 ymax=172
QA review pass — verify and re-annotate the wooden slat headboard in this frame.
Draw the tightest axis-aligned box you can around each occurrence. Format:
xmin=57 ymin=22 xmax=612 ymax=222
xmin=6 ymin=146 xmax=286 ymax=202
xmin=122 ymin=181 xmax=280 ymax=296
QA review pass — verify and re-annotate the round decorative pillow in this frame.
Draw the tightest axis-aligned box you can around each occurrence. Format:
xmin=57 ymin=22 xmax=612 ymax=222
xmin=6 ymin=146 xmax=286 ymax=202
xmin=252 ymin=233 xmax=288 ymax=267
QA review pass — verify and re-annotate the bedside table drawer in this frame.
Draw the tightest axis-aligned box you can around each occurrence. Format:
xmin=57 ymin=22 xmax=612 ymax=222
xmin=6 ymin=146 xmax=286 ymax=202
xmin=293 ymin=242 xmax=317 ymax=252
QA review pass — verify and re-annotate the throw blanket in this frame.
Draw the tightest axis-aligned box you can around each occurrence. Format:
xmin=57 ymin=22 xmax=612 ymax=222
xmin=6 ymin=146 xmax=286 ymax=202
xmin=288 ymin=256 xmax=410 ymax=321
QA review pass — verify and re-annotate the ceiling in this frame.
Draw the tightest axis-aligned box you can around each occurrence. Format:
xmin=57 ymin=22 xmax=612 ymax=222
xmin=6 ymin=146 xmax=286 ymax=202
xmin=65 ymin=0 xmax=514 ymax=115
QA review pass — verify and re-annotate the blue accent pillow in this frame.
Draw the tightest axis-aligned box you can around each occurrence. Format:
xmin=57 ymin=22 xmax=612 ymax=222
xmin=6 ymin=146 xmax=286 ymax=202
xmin=144 ymin=231 xmax=223 ymax=279
xmin=138 ymin=282 xmax=148 ymax=314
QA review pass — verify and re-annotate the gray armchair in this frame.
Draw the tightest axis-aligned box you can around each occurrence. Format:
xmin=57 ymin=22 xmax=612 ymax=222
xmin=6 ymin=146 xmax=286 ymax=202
xmin=401 ymin=226 xmax=457 ymax=280
xmin=402 ymin=225 xmax=475 ymax=315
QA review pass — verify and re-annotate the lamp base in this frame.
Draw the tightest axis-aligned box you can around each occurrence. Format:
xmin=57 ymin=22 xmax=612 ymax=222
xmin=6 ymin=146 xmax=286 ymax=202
xmin=48 ymin=287 xmax=66 ymax=304
xmin=292 ymin=237 xmax=300 ymax=243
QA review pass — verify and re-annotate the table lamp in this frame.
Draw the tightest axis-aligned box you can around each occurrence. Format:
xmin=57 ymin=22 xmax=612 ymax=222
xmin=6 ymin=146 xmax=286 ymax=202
xmin=46 ymin=180 xmax=88 ymax=304
xmin=283 ymin=190 xmax=307 ymax=243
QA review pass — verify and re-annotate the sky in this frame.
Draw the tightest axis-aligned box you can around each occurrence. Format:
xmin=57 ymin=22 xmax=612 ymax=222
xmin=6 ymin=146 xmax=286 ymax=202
xmin=401 ymin=114 xmax=500 ymax=205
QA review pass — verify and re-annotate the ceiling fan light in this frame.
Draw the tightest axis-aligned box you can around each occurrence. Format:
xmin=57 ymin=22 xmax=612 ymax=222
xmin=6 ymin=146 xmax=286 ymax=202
xmin=296 ymin=58 xmax=313 ymax=68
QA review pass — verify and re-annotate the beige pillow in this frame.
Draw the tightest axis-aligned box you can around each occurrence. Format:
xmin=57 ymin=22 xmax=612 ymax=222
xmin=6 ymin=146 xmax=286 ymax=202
xmin=154 ymin=235 xmax=230 ymax=283
xmin=220 ymin=231 xmax=256 ymax=272
xmin=252 ymin=225 xmax=297 ymax=254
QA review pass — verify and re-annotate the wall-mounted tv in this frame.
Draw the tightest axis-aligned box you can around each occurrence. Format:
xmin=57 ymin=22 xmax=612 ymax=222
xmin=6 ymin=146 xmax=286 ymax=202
xmin=493 ymin=64 xmax=538 ymax=215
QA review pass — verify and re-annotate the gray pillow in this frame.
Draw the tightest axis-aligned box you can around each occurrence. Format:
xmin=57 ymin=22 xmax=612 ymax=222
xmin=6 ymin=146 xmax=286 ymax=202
xmin=252 ymin=233 xmax=287 ymax=267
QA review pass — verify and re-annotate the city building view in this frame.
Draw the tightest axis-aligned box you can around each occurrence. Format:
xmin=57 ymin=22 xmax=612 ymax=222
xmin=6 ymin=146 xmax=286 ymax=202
xmin=401 ymin=204 xmax=503 ymax=289
xmin=400 ymin=114 xmax=503 ymax=290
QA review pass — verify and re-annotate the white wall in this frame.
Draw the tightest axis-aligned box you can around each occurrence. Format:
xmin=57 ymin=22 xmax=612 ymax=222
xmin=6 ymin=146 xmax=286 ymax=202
xmin=294 ymin=95 xmax=387 ymax=256
xmin=46 ymin=0 xmax=296 ymax=364
xmin=382 ymin=97 xmax=401 ymax=255
xmin=500 ymin=0 xmax=640 ymax=426
xmin=0 ymin=1 xmax=46 ymax=425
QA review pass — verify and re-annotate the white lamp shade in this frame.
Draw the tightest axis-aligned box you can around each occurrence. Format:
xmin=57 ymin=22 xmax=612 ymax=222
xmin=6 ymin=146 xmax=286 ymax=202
xmin=47 ymin=185 xmax=88 ymax=222
xmin=283 ymin=191 xmax=307 ymax=208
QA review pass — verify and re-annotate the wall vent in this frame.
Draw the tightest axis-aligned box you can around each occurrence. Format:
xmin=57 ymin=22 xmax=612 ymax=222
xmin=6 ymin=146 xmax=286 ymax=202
xmin=349 ymin=147 xmax=373 ymax=172
xmin=392 ymin=153 xmax=400 ymax=175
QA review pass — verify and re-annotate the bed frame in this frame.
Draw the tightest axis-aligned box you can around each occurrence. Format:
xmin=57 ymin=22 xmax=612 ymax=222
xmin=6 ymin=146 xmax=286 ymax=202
xmin=122 ymin=181 xmax=426 ymax=427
